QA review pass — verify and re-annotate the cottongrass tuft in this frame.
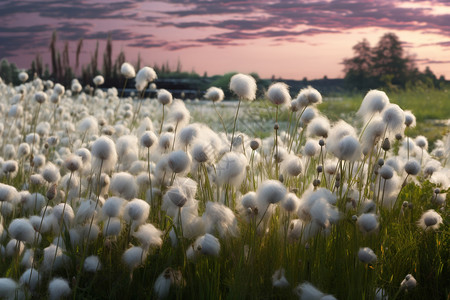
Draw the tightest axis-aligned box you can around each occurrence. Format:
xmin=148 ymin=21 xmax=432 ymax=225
xmin=48 ymin=278 xmax=71 ymax=300
xmin=257 ymin=180 xmax=287 ymax=205
xmin=417 ymin=209 xmax=442 ymax=230
xmin=382 ymin=103 xmax=405 ymax=134
xmin=20 ymin=268 xmax=39 ymax=291
xmin=215 ymin=152 xmax=247 ymax=187
xmin=293 ymin=281 xmax=324 ymax=299
xmin=168 ymin=150 xmax=191 ymax=174
xmin=203 ymin=201 xmax=239 ymax=238
xmin=400 ymin=274 xmax=417 ymax=291
xmin=267 ymin=82 xmax=291 ymax=106
xmin=91 ymin=136 xmax=118 ymax=172
xmin=133 ymin=223 xmax=163 ymax=249
xmin=110 ymin=172 xmax=138 ymax=200
xmin=404 ymin=159 xmax=420 ymax=176
xmin=295 ymin=86 xmax=323 ymax=108
xmin=140 ymin=131 xmax=157 ymax=148
xmin=357 ymin=213 xmax=379 ymax=234
xmin=122 ymin=246 xmax=147 ymax=271
xmin=358 ymin=247 xmax=377 ymax=264
xmin=229 ymin=73 xmax=257 ymax=101
xmin=84 ymin=255 xmax=101 ymax=272
xmin=357 ymin=90 xmax=389 ymax=122
xmin=205 ymin=87 xmax=225 ymax=103
xmin=121 ymin=62 xmax=136 ymax=78
xmin=0 ymin=278 xmax=21 ymax=300
xmin=157 ymin=89 xmax=173 ymax=106
xmin=187 ymin=233 xmax=220 ymax=260
xmin=8 ymin=218 xmax=36 ymax=244
xmin=93 ymin=75 xmax=104 ymax=86
xmin=272 ymin=268 xmax=289 ymax=288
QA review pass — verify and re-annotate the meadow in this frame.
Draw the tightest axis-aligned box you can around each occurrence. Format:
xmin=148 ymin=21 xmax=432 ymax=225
xmin=0 ymin=67 xmax=448 ymax=300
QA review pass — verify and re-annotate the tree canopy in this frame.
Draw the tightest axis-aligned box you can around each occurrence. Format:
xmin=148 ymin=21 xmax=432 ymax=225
xmin=343 ymin=33 xmax=442 ymax=90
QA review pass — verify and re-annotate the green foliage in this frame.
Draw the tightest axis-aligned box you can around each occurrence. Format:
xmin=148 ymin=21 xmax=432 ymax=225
xmin=343 ymin=33 xmax=444 ymax=91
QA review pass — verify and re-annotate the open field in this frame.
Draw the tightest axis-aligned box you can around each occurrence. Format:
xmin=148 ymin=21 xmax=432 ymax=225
xmin=0 ymin=73 xmax=448 ymax=299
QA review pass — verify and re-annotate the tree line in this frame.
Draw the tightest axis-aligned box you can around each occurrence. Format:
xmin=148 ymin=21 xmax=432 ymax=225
xmin=343 ymin=32 xmax=446 ymax=91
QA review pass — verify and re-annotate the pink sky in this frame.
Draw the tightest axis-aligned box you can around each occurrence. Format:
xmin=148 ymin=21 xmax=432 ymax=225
xmin=1 ymin=0 xmax=449 ymax=80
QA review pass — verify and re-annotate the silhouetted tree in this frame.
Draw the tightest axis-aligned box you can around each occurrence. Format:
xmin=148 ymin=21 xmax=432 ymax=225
xmin=343 ymin=33 xmax=419 ymax=90
xmin=75 ymin=38 xmax=83 ymax=72
xmin=103 ymin=35 xmax=112 ymax=82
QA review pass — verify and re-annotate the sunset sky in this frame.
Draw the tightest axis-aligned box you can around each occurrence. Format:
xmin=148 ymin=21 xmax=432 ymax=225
xmin=1 ymin=0 xmax=449 ymax=80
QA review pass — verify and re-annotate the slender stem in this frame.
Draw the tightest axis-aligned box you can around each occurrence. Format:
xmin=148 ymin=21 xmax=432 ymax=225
xmin=159 ymin=104 xmax=165 ymax=135
xmin=213 ymin=102 xmax=227 ymax=135
xmin=230 ymin=98 xmax=242 ymax=152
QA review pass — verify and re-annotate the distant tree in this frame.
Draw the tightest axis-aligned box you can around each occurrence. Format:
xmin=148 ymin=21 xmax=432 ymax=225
xmin=372 ymin=33 xmax=413 ymax=87
xmin=103 ymin=35 xmax=112 ymax=82
xmin=75 ymin=38 xmax=83 ymax=72
xmin=343 ymin=33 xmax=419 ymax=90
xmin=91 ymin=41 xmax=99 ymax=77
xmin=0 ymin=59 xmax=12 ymax=83
xmin=343 ymin=38 xmax=375 ymax=90
xmin=49 ymin=31 xmax=57 ymax=78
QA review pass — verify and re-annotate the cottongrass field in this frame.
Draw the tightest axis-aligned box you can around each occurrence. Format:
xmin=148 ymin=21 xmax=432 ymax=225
xmin=0 ymin=66 xmax=448 ymax=300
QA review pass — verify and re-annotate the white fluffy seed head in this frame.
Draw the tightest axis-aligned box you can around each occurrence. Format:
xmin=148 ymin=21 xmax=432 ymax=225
xmin=304 ymin=139 xmax=320 ymax=157
xmin=205 ymin=86 xmax=225 ymax=103
xmin=193 ymin=233 xmax=220 ymax=257
xmin=167 ymin=150 xmax=191 ymax=173
xmin=357 ymin=90 xmax=389 ymax=121
xmin=382 ymin=104 xmax=405 ymax=134
xmin=299 ymin=107 xmax=316 ymax=125
xmin=335 ymin=135 xmax=361 ymax=161
xmin=42 ymin=162 xmax=61 ymax=183
xmin=18 ymin=71 xmax=29 ymax=82
xmin=157 ymin=89 xmax=173 ymax=106
xmin=135 ymin=67 xmax=157 ymax=91
xmin=122 ymin=246 xmax=147 ymax=271
xmin=34 ymin=91 xmax=47 ymax=104
xmin=282 ymin=193 xmax=300 ymax=212
xmin=110 ymin=172 xmax=137 ymax=200
xmin=400 ymin=274 xmax=416 ymax=291
xmin=415 ymin=135 xmax=428 ymax=150
xmin=140 ymin=131 xmax=157 ymax=148
xmin=84 ymin=255 xmax=101 ymax=272
xmin=93 ymin=75 xmax=104 ymax=86
xmin=404 ymin=159 xmax=420 ymax=176
xmin=294 ymin=282 xmax=324 ymax=300
xmin=20 ymin=268 xmax=39 ymax=291
xmin=281 ymin=154 xmax=303 ymax=177
xmin=124 ymin=199 xmax=150 ymax=225
xmin=8 ymin=218 xmax=36 ymax=244
xmin=229 ymin=73 xmax=257 ymax=101
xmin=404 ymin=110 xmax=416 ymax=128
xmin=91 ymin=136 xmax=117 ymax=172
xmin=358 ymin=247 xmax=377 ymax=264
xmin=417 ymin=209 xmax=442 ymax=230
xmin=357 ymin=213 xmax=379 ymax=234
xmin=215 ymin=152 xmax=248 ymax=187
xmin=53 ymin=83 xmax=65 ymax=95
xmin=257 ymin=180 xmax=287 ymax=205
xmin=103 ymin=197 xmax=125 ymax=218
xmin=48 ymin=278 xmax=71 ymax=300
xmin=379 ymin=165 xmax=394 ymax=180
xmin=295 ymin=86 xmax=323 ymax=108
xmin=64 ymin=154 xmax=82 ymax=172
xmin=307 ymin=115 xmax=330 ymax=138
xmin=267 ymin=82 xmax=291 ymax=106
xmin=121 ymin=62 xmax=136 ymax=78
xmin=133 ymin=223 xmax=163 ymax=249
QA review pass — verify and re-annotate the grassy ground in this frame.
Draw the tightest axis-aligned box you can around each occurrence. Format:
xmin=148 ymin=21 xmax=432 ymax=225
xmin=188 ymin=87 xmax=450 ymax=145
xmin=318 ymin=88 xmax=450 ymax=146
